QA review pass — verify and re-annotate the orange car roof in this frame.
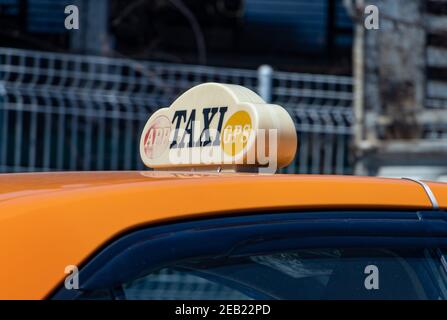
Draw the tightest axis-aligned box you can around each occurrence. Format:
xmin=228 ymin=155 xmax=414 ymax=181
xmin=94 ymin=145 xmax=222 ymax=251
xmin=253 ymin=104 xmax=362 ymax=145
xmin=0 ymin=171 xmax=446 ymax=299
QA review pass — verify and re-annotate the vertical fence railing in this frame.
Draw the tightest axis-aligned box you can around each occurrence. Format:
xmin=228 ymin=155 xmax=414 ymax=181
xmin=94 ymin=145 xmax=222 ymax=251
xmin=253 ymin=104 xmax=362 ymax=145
xmin=0 ymin=47 xmax=354 ymax=174
xmin=272 ymin=71 xmax=354 ymax=174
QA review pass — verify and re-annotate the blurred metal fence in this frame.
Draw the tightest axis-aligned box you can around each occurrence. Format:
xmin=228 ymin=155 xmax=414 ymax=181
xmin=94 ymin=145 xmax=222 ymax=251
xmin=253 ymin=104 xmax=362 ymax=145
xmin=0 ymin=47 xmax=354 ymax=174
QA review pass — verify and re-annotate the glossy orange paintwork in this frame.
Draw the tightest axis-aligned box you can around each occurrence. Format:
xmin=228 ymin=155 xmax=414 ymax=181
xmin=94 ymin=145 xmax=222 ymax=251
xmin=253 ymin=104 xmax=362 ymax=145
xmin=0 ymin=171 xmax=446 ymax=300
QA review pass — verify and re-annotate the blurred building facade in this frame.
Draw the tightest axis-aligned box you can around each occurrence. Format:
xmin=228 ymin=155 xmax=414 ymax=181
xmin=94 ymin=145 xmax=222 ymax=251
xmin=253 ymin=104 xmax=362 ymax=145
xmin=0 ymin=0 xmax=355 ymax=174
xmin=0 ymin=0 xmax=353 ymax=72
xmin=1 ymin=0 xmax=446 ymax=178
xmin=351 ymin=0 xmax=447 ymax=180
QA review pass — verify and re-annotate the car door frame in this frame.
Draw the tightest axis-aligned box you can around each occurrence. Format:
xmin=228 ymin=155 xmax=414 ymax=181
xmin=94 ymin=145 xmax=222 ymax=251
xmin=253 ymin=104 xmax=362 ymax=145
xmin=51 ymin=209 xmax=447 ymax=299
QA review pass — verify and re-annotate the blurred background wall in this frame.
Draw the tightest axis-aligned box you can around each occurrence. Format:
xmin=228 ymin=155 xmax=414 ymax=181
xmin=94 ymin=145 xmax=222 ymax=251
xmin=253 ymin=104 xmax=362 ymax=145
xmin=0 ymin=0 xmax=353 ymax=70
xmin=0 ymin=0 xmax=446 ymax=179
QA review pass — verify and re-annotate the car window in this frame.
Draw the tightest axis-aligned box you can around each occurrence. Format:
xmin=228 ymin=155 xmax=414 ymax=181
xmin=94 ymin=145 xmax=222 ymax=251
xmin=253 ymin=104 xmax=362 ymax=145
xmin=123 ymin=268 xmax=252 ymax=300
xmin=78 ymin=247 xmax=447 ymax=300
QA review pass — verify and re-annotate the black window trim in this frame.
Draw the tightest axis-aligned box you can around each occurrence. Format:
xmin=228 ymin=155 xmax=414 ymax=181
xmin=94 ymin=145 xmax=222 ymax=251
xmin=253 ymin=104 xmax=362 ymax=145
xmin=51 ymin=210 xmax=447 ymax=300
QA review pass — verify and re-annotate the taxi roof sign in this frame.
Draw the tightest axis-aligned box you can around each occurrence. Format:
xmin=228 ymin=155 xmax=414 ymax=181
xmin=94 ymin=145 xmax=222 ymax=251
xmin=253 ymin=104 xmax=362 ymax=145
xmin=140 ymin=83 xmax=297 ymax=172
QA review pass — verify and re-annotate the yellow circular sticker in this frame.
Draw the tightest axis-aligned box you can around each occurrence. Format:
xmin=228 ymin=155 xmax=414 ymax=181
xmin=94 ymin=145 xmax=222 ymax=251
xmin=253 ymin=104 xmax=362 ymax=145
xmin=221 ymin=111 xmax=252 ymax=156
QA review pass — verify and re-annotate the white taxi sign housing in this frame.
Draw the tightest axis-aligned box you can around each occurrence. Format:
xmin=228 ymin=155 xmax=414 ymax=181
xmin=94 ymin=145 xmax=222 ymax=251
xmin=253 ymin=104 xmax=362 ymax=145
xmin=140 ymin=83 xmax=297 ymax=172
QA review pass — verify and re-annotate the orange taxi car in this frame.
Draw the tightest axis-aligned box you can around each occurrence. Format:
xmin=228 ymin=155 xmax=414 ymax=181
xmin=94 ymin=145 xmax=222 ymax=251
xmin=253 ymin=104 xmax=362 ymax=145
xmin=1 ymin=83 xmax=447 ymax=300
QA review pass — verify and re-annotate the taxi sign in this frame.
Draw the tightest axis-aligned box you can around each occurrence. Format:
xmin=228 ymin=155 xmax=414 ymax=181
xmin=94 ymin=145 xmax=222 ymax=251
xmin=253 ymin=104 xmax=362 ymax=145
xmin=140 ymin=83 xmax=297 ymax=172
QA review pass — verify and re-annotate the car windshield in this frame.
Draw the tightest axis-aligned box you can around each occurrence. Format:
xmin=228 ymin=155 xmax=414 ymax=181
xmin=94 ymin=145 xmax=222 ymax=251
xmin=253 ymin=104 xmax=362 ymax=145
xmin=81 ymin=247 xmax=447 ymax=300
